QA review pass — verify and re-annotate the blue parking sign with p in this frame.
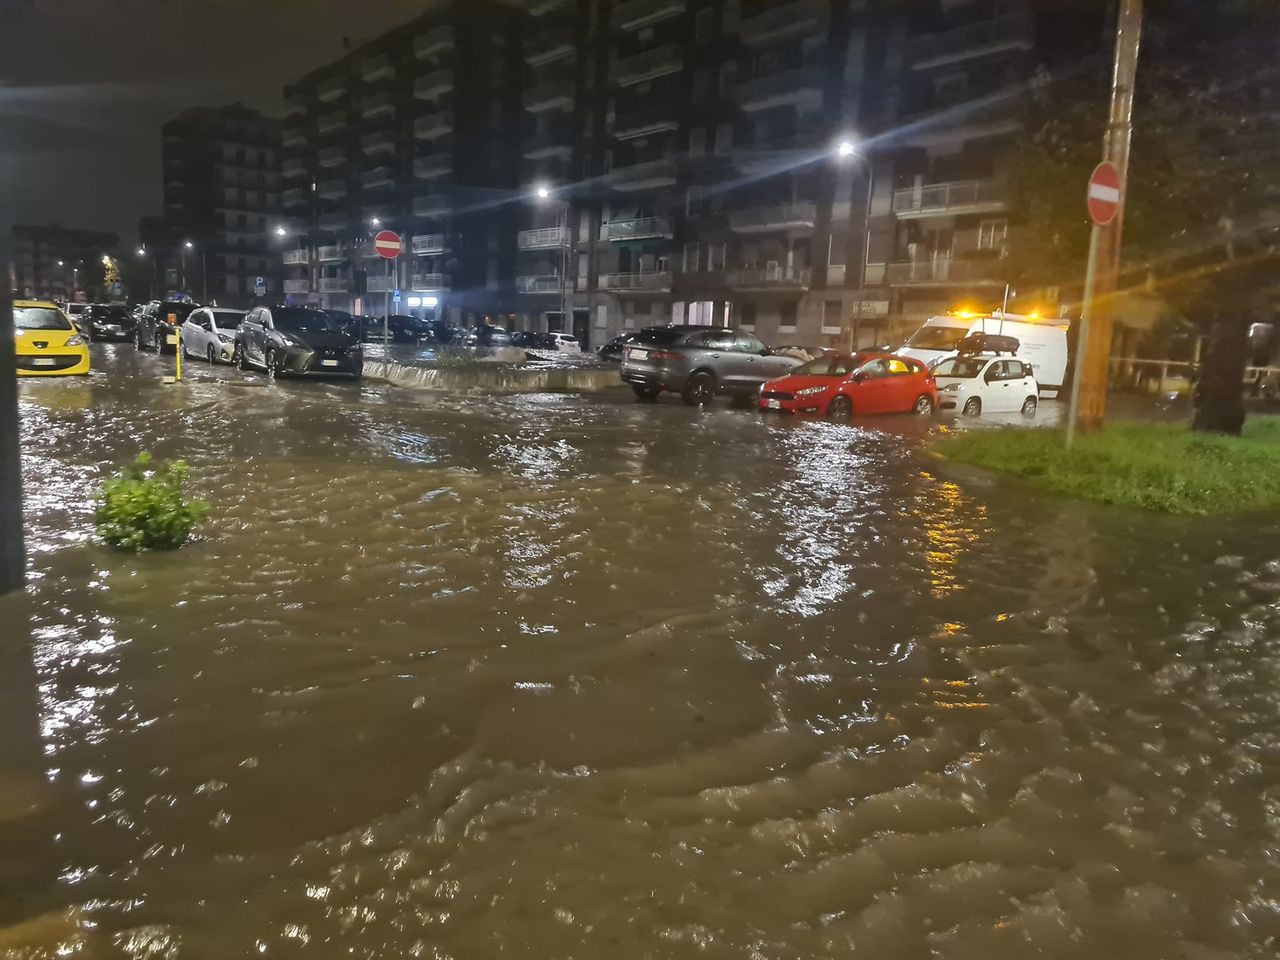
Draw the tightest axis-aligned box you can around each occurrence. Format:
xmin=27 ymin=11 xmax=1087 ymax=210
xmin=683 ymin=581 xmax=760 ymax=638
xmin=393 ymin=289 xmax=401 ymax=303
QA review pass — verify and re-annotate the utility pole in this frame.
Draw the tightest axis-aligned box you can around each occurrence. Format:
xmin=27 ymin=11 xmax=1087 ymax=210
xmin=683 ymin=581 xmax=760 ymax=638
xmin=1074 ymin=0 xmax=1144 ymax=433
xmin=0 ymin=274 xmax=24 ymax=595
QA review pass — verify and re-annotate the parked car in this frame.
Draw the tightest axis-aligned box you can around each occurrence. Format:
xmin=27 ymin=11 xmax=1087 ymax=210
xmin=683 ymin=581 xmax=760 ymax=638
xmin=898 ymin=312 xmax=1068 ymax=396
xmin=83 ymin=303 xmax=136 ymax=341
xmin=236 ymin=305 xmax=362 ymax=378
xmin=933 ymin=355 xmax=1039 ymax=416
xmin=12 ymin=300 xmax=90 ymax=376
xmin=760 ymin=351 xmax=936 ymax=418
xmin=598 ymin=332 xmax=641 ymax=362
xmin=135 ymin=300 xmax=198 ymax=354
xmin=476 ymin=324 xmax=512 ymax=348
xmin=534 ymin=332 xmax=581 ymax=354
xmin=64 ymin=302 xmax=90 ymax=331
xmin=510 ymin=330 xmax=536 ymax=348
xmin=181 ymin=307 xmax=245 ymax=364
xmin=362 ymin=314 xmax=424 ymax=343
xmin=621 ymin=325 xmax=801 ymax=404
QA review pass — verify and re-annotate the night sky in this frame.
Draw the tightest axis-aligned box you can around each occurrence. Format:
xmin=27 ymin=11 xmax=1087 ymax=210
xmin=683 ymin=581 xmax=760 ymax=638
xmin=0 ymin=0 xmax=427 ymax=253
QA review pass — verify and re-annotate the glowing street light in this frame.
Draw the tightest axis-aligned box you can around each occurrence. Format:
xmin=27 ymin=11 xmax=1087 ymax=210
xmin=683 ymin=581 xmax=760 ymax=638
xmin=534 ymin=185 xmax=552 ymax=201
xmin=183 ymin=240 xmax=194 ymax=250
xmin=370 ymin=217 xmax=382 ymax=226
xmin=136 ymin=246 xmax=146 ymax=257
xmin=274 ymin=226 xmax=287 ymax=237
xmin=835 ymin=138 xmax=857 ymax=158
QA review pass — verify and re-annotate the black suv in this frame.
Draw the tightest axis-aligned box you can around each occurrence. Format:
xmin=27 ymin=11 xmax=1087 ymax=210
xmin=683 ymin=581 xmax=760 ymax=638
xmin=236 ymin=305 xmax=362 ymax=378
xmin=619 ymin=326 xmax=802 ymax=404
xmin=84 ymin=304 xmax=137 ymax=342
xmin=135 ymin=300 xmax=198 ymax=353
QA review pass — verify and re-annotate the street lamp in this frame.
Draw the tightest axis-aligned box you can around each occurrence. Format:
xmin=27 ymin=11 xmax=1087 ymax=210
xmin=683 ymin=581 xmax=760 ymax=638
xmin=137 ymin=245 xmax=155 ymax=300
xmin=533 ymin=184 xmax=568 ymax=333
xmin=834 ymin=136 xmax=875 ymax=351
xmin=275 ymin=226 xmax=287 ymax=237
xmin=370 ymin=217 xmax=381 ymax=227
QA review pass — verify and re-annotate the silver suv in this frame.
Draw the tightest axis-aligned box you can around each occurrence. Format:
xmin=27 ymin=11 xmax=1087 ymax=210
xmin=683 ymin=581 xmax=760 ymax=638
xmin=620 ymin=325 xmax=803 ymax=404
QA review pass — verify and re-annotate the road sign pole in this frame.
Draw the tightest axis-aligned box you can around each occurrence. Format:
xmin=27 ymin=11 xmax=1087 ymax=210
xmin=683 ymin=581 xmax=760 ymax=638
xmin=1066 ymin=223 xmax=1103 ymax=449
xmin=0 ymin=277 xmax=24 ymax=595
xmin=384 ymin=259 xmax=391 ymax=346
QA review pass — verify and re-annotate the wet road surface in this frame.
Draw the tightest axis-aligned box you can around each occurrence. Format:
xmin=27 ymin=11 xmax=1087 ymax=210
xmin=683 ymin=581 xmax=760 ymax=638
xmin=2 ymin=344 xmax=1279 ymax=958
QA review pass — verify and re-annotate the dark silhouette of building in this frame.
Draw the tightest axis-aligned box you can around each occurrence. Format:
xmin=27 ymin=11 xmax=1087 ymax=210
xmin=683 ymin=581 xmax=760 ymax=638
xmin=10 ymin=224 xmax=120 ymax=302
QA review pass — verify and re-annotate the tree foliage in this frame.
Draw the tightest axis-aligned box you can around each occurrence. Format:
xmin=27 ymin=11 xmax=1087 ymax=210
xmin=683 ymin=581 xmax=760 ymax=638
xmin=95 ymin=453 xmax=209 ymax=552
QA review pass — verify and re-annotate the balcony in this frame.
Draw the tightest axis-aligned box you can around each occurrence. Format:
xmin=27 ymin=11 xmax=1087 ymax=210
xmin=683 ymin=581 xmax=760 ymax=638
xmin=516 ymin=275 xmax=564 ymax=294
xmin=367 ymin=274 xmax=395 ymax=293
xmin=899 ymin=96 xmax=1027 ymax=148
xmin=529 ymin=0 xmax=570 ymax=12
xmin=284 ymin=96 xmax=305 ymax=117
xmin=737 ymin=65 xmax=823 ymax=112
xmin=599 ymin=272 xmax=672 ymax=293
xmin=414 ymin=26 xmax=454 ymax=60
xmin=524 ymin=78 xmax=575 ymax=113
xmin=283 ymin=249 xmax=309 ymax=265
xmin=614 ymin=105 xmax=680 ymax=141
xmin=726 ymin=265 xmax=812 ymax=290
xmin=911 ymin=13 xmax=1034 ymax=70
xmin=283 ymin=126 xmax=306 ymax=147
xmin=316 ymin=75 xmax=347 ymax=102
xmin=362 ymin=130 xmax=395 ymax=155
xmin=282 ymin=157 xmax=307 ymax=178
xmin=319 ymin=213 xmax=346 ymax=232
xmin=526 ymin=27 xmax=575 ymax=66
xmin=610 ymin=157 xmax=678 ymax=192
xmin=518 ymin=226 xmax=570 ymax=249
xmin=892 ymin=178 xmax=1008 ymax=218
xmin=413 ymin=153 xmax=450 ymax=179
xmin=282 ymin=188 xmax=308 ymax=208
xmin=361 ymin=167 xmax=395 ymax=190
xmin=411 ymin=233 xmax=446 ymax=255
xmin=362 ymin=53 xmax=394 ymax=82
xmin=412 ymin=193 xmax=450 ymax=218
xmin=613 ymin=44 xmax=682 ymax=86
xmin=413 ymin=112 xmax=453 ymax=140
xmin=318 ymin=146 xmax=346 ymax=168
xmin=317 ymin=111 xmax=346 ymax=134
xmin=885 ymin=257 xmax=1007 ymax=285
xmin=601 ymin=217 xmax=673 ymax=241
xmin=317 ymin=245 xmax=344 ymax=262
xmin=362 ymin=91 xmax=396 ymax=118
xmin=283 ymin=279 xmax=311 ymax=294
xmin=315 ymin=178 xmax=346 ymax=200
xmin=728 ymin=201 xmax=817 ymax=233
xmin=318 ymin=277 xmax=348 ymax=294
xmin=414 ymin=68 xmax=454 ymax=100
xmin=523 ymin=130 xmax=573 ymax=160
xmin=411 ymin=273 xmax=450 ymax=291
xmin=614 ymin=0 xmax=684 ymax=31
xmin=740 ymin=0 xmax=827 ymax=46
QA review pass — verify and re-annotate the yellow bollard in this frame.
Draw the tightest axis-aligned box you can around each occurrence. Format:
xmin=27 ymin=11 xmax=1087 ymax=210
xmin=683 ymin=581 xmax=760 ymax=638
xmin=163 ymin=313 xmax=181 ymax=385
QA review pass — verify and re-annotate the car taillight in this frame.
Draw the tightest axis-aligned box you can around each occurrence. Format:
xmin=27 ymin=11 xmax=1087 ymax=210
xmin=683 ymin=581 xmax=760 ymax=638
xmin=649 ymin=350 xmax=683 ymax=362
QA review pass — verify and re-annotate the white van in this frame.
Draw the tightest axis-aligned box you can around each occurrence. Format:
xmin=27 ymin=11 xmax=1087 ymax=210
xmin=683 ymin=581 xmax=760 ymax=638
xmin=897 ymin=312 xmax=1070 ymax=396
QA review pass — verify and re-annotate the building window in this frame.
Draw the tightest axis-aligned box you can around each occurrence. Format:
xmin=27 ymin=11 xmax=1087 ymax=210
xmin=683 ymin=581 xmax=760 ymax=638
xmin=689 ymin=127 xmax=706 ymax=155
xmin=822 ymin=300 xmax=842 ymax=335
xmin=695 ymin=8 xmax=714 ymax=40
xmin=707 ymin=242 xmax=725 ymax=271
xmin=780 ymin=301 xmax=797 ymax=331
xmin=692 ymin=69 xmax=711 ymax=101
xmin=683 ymin=241 xmax=700 ymax=272
xmin=686 ymin=185 xmax=704 ymax=216
xmin=977 ymin=219 xmax=1008 ymax=252
xmin=739 ymin=302 xmax=756 ymax=329
xmin=828 ymin=232 xmax=847 ymax=265
xmin=715 ymin=123 xmax=732 ymax=152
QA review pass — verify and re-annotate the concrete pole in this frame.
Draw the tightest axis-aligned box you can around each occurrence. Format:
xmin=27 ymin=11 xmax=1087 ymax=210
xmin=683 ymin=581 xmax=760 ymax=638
xmin=1076 ymin=0 xmax=1144 ymax=430
xmin=0 ymin=276 xmax=24 ymax=595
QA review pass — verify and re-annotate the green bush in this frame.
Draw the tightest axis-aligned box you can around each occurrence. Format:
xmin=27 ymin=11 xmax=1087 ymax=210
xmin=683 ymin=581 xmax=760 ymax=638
xmin=95 ymin=453 xmax=209 ymax=551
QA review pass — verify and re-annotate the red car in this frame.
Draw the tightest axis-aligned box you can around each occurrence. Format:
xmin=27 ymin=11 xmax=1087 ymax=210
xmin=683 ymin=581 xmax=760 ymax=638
xmin=759 ymin=351 xmax=937 ymax=418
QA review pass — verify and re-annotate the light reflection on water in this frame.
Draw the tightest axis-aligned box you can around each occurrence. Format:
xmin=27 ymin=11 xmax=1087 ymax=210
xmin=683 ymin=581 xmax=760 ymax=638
xmin=3 ymin=350 xmax=1280 ymax=958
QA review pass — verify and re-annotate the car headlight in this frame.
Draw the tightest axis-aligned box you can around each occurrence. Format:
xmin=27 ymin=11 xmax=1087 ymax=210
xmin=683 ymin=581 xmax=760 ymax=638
xmin=940 ymin=383 xmax=962 ymax=392
xmin=794 ymin=385 xmax=829 ymax=396
xmin=66 ymin=334 xmax=86 ymax=347
xmin=218 ymin=333 xmax=234 ymax=343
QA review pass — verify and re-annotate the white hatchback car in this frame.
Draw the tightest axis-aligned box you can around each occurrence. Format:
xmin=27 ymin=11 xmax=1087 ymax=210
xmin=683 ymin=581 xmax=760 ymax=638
xmin=934 ymin=355 xmax=1039 ymax=416
xmin=182 ymin=307 xmax=246 ymax=364
xmin=549 ymin=333 xmax=581 ymax=354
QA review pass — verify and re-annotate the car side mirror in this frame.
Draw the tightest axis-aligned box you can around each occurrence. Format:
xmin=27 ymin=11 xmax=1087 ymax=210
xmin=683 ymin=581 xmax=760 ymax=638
xmin=852 ymin=371 xmax=866 ymax=382
xmin=759 ymin=348 xmax=770 ymax=357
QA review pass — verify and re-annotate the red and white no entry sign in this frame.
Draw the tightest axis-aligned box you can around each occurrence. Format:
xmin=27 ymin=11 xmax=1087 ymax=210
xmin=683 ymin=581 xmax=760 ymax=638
xmin=373 ymin=230 xmax=403 ymax=259
xmin=1087 ymin=162 xmax=1123 ymax=226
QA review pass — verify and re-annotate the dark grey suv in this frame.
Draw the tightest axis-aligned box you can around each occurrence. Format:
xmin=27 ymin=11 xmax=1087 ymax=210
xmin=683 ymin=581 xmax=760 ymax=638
xmin=619 ymin=325 xmax=802 ymax=404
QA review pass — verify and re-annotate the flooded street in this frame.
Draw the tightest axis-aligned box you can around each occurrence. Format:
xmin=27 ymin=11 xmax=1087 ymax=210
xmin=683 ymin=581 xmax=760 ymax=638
xmin=4 ymin=345 xmax=1280 ymax=958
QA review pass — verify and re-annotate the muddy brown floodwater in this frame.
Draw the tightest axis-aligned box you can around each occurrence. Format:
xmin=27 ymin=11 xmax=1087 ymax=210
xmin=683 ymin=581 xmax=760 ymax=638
xmin=2 ymin=344 xmax=1280 ymax=958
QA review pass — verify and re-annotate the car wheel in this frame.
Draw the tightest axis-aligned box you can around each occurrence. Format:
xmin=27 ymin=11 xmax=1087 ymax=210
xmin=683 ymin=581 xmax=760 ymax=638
xmin=207 ymin=345 xmax=217 ymax=365
xmin=237 ymin=346 xmax=249 ymax=371
xmin=681 ymin=371 xmax=716 ymax=406
xmin=154 ymin=332 xmax=164 ymax=353
xmin=827 ymin=394 xmax=853 ymax=420
xmin=1021 ymin=396 xmax=1038 ymax=417
xmin=913 ymin=394 xmax=935 ymax=416
xmin=135 ymin=330 xmax=147 ymax=351
xmin=632 ymin=384 xmax=660 ymax=402
xmin=263 ymin=347 xmax=277 ymax=377
xmin=963 ymin=397 xmax=982 ymax=416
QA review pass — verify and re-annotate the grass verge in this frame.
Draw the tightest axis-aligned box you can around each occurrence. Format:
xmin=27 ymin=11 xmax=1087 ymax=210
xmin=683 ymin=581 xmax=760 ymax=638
xmin=934 ymin=418 xmax=1280 ymax=514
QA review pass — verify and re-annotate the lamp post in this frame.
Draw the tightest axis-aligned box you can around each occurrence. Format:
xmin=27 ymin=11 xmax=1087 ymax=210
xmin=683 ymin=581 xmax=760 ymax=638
xmin=137 ymin=246 xmax=155 ymax=300
xmin=835 ymin=137 xmax=875 ymax=352
xmin=56 ymin=260 xmax=65 ymax=302
xmin=534 ymin=184 xmax=569 ymax=334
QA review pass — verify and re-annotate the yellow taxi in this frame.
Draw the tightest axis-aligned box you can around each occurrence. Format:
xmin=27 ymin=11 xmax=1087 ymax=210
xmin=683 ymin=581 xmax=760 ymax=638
xmin=13 ymin=300 xmax=90 ymax=376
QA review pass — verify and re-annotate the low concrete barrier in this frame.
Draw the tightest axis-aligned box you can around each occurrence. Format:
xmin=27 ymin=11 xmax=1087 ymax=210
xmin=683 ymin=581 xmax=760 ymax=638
xmin=362 ymin=359 xmax=624 ymax=394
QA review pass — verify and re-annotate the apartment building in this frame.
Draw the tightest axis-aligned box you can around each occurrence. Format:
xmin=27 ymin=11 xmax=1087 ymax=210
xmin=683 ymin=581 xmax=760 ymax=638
xmin=10 ymin=224 xmax=120 ymax=302
xmin=278 ymin=0 xmax=525 ymax=318
xmin=512 ymin=0 xmax=1105 ymax=348
xmin=155 ymin=104 xmax=282 ymax=306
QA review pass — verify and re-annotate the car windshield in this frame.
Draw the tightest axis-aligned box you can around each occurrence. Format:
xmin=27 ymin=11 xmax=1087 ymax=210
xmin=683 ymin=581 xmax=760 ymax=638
xmin=792 ymin=353 xmax=861 ymax=377
xmin=634 ymin=328 xmax=685 ymax=346
xmin=933 ymin=358 xmax=985 ymax=379
xmin=158 ymin=303 xmax=196 ymax=322
xmin=91 ymin=306 xmax=129 ymax=319
xmin=274 ymin=308 xmax=344 ymax=333
xmin=212 ymin=311 xmax=243 ymax=329
xmin=14 ymin=307 xmax=73 ymax=331
xmin=905 ymin=325 xmax=969 ymax=351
